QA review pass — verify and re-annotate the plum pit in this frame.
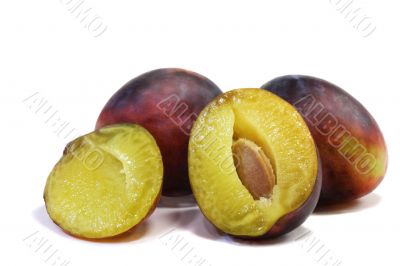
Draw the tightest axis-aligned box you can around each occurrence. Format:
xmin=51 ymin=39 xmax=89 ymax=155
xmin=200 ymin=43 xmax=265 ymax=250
xmin=232 ymin=138 xmax=276 ymax=200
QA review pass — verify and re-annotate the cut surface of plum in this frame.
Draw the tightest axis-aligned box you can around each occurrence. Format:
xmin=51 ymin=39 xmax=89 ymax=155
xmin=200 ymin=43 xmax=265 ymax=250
xmin=44 ymin=124 xmax=163 ymax=239
xmin=188 ymin=88 xmax=319 ymax=237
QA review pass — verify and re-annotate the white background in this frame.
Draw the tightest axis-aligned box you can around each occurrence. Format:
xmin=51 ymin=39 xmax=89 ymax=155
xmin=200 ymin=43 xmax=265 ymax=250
xmin=1 ymin=0 xmax=399 ymax=265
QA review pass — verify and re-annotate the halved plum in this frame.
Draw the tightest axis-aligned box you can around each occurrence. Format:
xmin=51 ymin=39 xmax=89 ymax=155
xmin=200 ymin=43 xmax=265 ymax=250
xmin=188 ymin=88 xmax=321 ymax=238
xmin=44 ymin=124 xmax=163 ymax=239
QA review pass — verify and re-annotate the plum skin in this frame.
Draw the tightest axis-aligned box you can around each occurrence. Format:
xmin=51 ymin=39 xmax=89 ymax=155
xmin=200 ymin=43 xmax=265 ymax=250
xmin=96 ymin=68 xmax=221 ymax=196
xmin=262 ymin=75 xmax=388 ymax=204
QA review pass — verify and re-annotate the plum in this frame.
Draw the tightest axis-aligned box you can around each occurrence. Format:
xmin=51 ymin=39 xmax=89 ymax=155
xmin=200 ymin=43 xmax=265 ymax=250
xmin=262 ymin=75 xmax=388 ymax=204
xmin=96 ymin=68 xmax=222 ymax=196
xmin=44 ymin=124 xmax=163 ymax=239
xmin=188 ymin=88 xmax=321 ymax=238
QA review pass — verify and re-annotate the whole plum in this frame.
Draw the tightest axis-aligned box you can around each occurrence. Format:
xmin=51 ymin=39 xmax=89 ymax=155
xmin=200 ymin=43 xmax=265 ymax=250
xmin=262 ymin=75 xmax=387 ymax=204
xmin=96 ymin=68 xmax=222 ymax=196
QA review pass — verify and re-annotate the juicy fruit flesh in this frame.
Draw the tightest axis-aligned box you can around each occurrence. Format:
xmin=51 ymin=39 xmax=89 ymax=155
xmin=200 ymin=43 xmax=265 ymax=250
xmin=44 ymin=124 xmax=163 ymax=238
xmin=189 ymin=89 xmax=318 ymax=237
xmin=232 ymin=138 xmax=276 ymax=200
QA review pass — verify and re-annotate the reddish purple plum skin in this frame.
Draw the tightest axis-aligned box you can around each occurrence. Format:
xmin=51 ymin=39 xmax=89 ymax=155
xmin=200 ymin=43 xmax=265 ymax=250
xmin=96 ymin=68 xmax=222 ymax=196
xmin=262 ymin=75 xmax=388 ymax=205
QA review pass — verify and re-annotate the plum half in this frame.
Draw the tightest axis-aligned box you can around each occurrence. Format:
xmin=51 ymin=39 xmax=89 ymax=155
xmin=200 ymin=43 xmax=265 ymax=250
xmin=44 ymin=124 xmax=163 ymax=239
xmin=188 ymin=88 xmax=321 ymax=238
xmin=262 ymin=75 xmax=388 ymax=204
xmin=96 ymin=68 xmax=221 ymax=196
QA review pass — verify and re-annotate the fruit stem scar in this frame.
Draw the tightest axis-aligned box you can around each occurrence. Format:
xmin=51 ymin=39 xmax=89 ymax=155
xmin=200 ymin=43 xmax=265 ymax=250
xmin=232 ymin=138 xmax=276 ymax=200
